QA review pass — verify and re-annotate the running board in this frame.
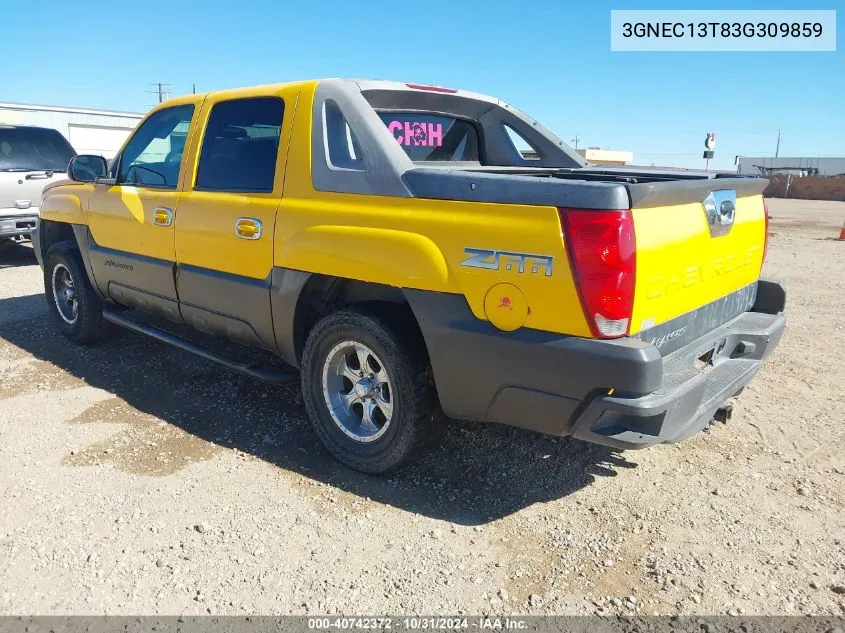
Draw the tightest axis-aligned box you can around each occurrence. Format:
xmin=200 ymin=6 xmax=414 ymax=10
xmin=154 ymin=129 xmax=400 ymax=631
xmin=102 ymin=310 xmax=300 ymax=384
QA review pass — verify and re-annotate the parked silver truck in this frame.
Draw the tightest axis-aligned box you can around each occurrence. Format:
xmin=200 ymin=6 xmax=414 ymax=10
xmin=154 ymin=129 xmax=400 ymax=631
xmin=0 ymin=125 xmax=76 ymax=241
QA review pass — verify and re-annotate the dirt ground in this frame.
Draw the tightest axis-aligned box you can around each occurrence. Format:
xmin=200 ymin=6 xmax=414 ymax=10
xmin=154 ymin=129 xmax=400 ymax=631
xmin=0 ymin=198 xmax=843 ymax=616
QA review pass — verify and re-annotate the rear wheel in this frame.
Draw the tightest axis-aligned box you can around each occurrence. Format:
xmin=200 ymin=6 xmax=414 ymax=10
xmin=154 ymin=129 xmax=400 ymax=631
xmin=301 ymin=310 xmax=439 ymax=473
xmin=44 ymin=241 xmax=109 ymax=344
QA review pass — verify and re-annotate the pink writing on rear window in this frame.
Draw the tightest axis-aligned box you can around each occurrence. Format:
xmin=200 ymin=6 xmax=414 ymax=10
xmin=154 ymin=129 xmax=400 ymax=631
xmin=387 ymin=121 xmax=443 ymax=147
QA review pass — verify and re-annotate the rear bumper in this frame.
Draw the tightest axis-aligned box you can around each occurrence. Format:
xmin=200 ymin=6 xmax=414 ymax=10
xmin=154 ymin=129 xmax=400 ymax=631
xmin=406 ymin=279 xmax=786 ymax=449
xmin=0 ymin=212 xmax=38 ymax=238
xmin=569 ymin=307 xmax=784 ymax=449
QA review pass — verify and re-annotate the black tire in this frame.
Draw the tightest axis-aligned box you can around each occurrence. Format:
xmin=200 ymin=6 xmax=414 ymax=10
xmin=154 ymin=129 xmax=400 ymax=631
xmin=301 ymin=309 xmax=439 ymax=473
xmin=43 ymin=241 xmax=109 ymax=344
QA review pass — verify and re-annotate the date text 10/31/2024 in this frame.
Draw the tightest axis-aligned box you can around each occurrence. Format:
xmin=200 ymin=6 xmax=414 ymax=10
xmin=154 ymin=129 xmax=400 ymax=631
xmin=308 ymin=617 xmax=528 ymax=630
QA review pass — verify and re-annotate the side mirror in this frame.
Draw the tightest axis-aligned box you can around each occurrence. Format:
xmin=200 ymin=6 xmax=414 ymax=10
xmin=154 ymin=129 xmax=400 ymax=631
xmin=68 ymin=155 xmax=109 ymax=183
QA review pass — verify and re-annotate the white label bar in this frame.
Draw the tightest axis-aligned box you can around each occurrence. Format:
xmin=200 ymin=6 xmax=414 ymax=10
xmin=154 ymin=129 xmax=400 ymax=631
xmin=611 ymin=10 xmax=836 ymax=51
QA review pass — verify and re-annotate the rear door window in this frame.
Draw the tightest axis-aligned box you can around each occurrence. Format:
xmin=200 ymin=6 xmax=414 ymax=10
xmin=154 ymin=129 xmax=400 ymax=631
xmin=377 ymin=112 xmax=479 ymax=162
xmin=0 ymin=126 xmax=76 ymax=172
xmin=195 ymin=97 xmax=284 ymax=193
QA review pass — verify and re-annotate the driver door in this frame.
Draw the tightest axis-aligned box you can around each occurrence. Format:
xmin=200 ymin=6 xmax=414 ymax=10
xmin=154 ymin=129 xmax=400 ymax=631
xmin=85 ymin=99 xmax=197 ymax=321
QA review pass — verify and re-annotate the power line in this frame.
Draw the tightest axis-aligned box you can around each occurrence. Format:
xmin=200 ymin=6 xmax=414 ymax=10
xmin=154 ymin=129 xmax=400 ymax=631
xmin=636 ymin=153 xmax=702 ymax=157
xmin=775 ymin=129 xmax=782 ymax=158
xmin=738 ymin=152 xmax=836 ymax=158
xmin=147 ymin=82 xmax=171 ymax=104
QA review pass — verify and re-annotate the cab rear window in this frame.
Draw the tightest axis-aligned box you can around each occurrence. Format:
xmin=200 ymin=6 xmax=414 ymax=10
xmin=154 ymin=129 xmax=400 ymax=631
xmin=377 ymin=112 xmax=479 ymax=162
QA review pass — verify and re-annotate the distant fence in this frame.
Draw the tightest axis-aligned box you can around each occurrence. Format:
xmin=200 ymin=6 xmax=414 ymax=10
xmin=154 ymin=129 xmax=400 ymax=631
xmin=764 ymin=175 xmax=845 ymax=201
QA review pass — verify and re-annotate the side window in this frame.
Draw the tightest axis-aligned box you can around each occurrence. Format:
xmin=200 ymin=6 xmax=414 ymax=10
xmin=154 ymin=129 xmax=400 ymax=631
xmin=195 ymin=97 xmax=284 ymax=193
xmin=504 ymin=125 xmax=540 ymax=160
xmin=116 ymin=105 xmax=194 ymax=188
xmin=324 ymin=99 xmax=364 ymax=169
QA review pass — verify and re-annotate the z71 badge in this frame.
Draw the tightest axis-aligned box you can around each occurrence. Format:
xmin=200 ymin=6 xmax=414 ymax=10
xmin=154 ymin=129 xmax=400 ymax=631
xmin=461 ymin=248 xmax=554 ymax=277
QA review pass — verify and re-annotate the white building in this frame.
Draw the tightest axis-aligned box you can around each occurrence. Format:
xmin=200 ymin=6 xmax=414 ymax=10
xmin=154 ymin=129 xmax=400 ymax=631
xmin=519 ymin=147 xmax=634 ymax=166
xmin=0 ymin=102 xmax=143 ymax=158
xmin=575 ymin=147 xmax=634 ymax=166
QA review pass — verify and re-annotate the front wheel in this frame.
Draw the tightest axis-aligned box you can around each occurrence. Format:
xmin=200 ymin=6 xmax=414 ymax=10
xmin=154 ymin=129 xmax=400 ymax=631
xmin=301 ymin=310 xmax=439 ymax=473
xmin=43 ymin=241 xmax=109 ymax=344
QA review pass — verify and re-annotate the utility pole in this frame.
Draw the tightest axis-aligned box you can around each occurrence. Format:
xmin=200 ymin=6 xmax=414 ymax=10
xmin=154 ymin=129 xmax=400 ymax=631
xmin=775 ymin=129 xmax=782 ymax=158
xmin=147 ymin=82 xmax=171 ymax=104
xmin=571 ymin=134 xmax=582 ymax=149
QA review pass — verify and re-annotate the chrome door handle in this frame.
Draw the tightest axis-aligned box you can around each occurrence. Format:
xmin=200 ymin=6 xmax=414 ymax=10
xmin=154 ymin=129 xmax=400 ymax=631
xmin=153 ymin=207 xmax=173 ymax=226
xmin=235 ymin=217 xmax=263 ymax=240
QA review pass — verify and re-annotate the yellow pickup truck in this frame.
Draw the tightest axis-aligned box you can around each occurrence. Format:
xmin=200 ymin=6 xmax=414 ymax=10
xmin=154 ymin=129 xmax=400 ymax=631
xmin=33 ymin=79 xmax=785 ymax=473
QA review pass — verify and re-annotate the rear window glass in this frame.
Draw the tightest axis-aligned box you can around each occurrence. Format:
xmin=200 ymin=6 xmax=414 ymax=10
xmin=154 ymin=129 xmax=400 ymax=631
xmin=0 ymin=126 xmax=76 ymax=172
xmin=377 ymin=112 xmax=479 ymax=162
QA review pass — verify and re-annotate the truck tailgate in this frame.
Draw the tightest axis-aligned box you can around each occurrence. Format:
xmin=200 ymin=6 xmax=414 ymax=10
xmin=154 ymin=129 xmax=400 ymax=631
xmin=627 ymin=179 xmax=768 ymax=336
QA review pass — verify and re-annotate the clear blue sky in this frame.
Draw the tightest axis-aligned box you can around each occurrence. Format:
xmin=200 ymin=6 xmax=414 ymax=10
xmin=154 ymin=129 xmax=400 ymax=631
xmin=4 ymin=0 xmax=842 ymax=170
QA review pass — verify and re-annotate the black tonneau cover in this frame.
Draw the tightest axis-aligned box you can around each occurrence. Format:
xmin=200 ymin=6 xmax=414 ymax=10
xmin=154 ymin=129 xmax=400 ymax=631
xmin=402 ymin=166 xmax=768 ymax=210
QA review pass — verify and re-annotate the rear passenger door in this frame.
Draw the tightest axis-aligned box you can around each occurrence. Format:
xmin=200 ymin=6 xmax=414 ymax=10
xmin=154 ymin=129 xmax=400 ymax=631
xmin=174 ymin=87 xmax=298 ymax=350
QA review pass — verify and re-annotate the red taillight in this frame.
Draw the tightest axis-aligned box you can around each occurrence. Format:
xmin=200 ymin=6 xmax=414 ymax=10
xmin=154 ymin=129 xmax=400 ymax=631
xmin=762 ymin=198 xmax=770 ymax=268
xmin=404 ymin=83 xmax=458 ymax=93
xmin=559 ymin=208 xmax=636 ymax=338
